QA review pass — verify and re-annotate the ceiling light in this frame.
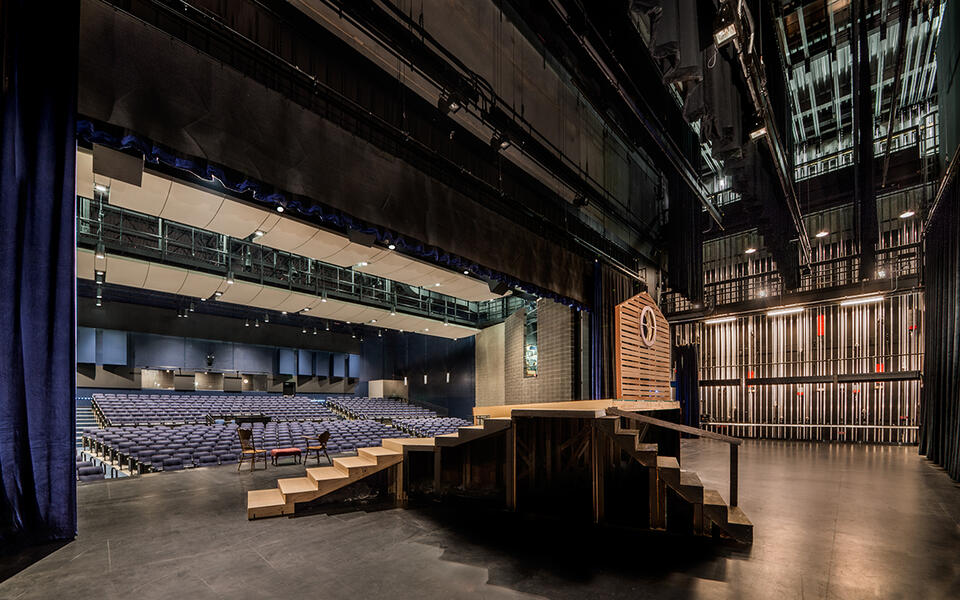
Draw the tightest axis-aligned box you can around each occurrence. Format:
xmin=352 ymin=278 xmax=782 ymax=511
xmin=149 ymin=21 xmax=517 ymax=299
xmin=201 ymin=297 xmax=207 ymax=302
xmin=281 ymin=310 xmax=287 ymax=315
xmin=815 ymin=230 xmax=829 ymax=238
xmin=95 ymin=298 xmax=102 ymax=307
xmin=704 ymin=316 xmax=736 ymax=324
xmin=225 ymin=271 xmax=235 ymax=285
xmin=767 ymin=306 xmax=804 ymax=317
xmin=96 ymin=285 xmax=102 ymax=299
xmin=899 ymin=210 xmax=915 ymax=219
xmin=351 ymin=333 xmax=356 ymax=338
xmin=302 ymin=327 xmax=307 ymax=334
xmin=388 ymin=243 xmax=396 ymax=250
xmin=378 ymin=330 xmax=382 ymax=337
xmin=423 ymin=328 xmax=430 ymax=332
xmin=840 ymin=295 xmax=884 ymax=306
xmin=745 ymin=247 xmax=757 ymax=254
xmin=370 ymin=319 xmax=377 ymax=323
xmin=276 ymin=205 xmax=284 ymax=213
xmin=95 ymin=242 xmax=105 ymax=260
xmin=463 ymin=270 xmax=469 ymax=275
xmin=325 ymin=323 xmax=330 ymax=331
xmin=434 ymin=283 xmax=441 ymax=287
xmin=254 ymin=230 xmax=264 ymax=237
xmin=189 ymin=302 xmax=195 ymax=312
xmin=390 ymin=310 xmax=396 ymax=316
xmin=313 ymin=328 xmax=318 ymax=335
xmin=356 ymin=261 xmax=368 ymax=267
xmin=214 ymin=291 xmax=222 ymax=297
xmin=757 ymin=289 xmax=768 ymax=298
xmin=94 ymin=183 xmax=108 ymax=193
xmin=244 ymin=320 xmax=250 ymax=327
xmin=302 ymin=307 xmax=310 ymax=312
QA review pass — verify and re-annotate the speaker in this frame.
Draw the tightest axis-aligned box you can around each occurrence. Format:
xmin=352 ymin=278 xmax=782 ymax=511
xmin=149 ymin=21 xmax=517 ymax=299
xmin=93 ymin=143 xmax=144 ymax=186
xmin=282 ymin=381 xmax=296 ymax=396
xmin=486 ymin=278 xmax=509 ymax=295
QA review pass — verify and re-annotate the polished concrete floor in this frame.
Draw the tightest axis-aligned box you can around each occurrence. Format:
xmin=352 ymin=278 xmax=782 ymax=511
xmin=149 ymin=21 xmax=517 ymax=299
xmin=1 ymin=439 xmax=958 ymax=599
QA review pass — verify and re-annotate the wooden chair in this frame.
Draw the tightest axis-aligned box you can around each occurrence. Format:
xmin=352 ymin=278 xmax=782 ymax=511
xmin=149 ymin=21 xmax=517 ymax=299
xmin=237 ymin=428 xmax=267 ymax=472
xmin=304 ymin=431 xmax=331 ymax=466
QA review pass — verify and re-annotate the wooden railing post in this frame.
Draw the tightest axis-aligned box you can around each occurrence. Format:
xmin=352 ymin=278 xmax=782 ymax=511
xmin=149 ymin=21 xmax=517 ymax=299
xmin=730 ymin=444 xmax=739 ymax=507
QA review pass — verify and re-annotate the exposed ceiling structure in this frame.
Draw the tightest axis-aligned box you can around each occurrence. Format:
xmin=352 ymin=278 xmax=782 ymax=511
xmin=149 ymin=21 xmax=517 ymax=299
xmin=76 ymin=150 xmax=505 ymax=303
xmin=77 ymin=248 xmax=477 ymax=340
xmin=778 ymin=0 xmax=944 ymax=150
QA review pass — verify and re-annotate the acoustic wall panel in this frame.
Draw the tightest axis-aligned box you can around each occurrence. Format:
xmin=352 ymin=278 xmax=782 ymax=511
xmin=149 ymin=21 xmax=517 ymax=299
xmin=234 ymin=344 xmax=274 ymax=374
xmin=297 ymin=350 xmax=314 ymax=376
xmin=277 ymin=348 xmax=296 ymax=375
xmin=77 ymin=327 xmax=96 ymax=364
xmin=314 ymin=351 xmax=330 ymax=378
xmin=347 ymin=353 xmax=361 ymax=379
xmin=332 ymin=353 xmax=346 ymax=377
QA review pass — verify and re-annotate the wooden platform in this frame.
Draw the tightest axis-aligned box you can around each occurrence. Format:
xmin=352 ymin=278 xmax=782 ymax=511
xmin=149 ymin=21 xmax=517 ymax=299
xmin=474 ymin=399 xmax=679 ymax=420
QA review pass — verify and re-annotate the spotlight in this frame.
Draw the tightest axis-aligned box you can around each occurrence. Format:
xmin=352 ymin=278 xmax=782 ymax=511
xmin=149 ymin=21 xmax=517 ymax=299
xmin=189 ymin=302 xmax=195 ymax=312
xmin=877 ymin=269 xmax=887 ymax=278
xmin=214 ymin=291 xmax=223 ymax=297
xmin=254 ymin=319 xmax=260 ymax=328
xmin=276 ymin=205 xmax=285 ymax=213
xmin=321 ymin=293 xmax=327 ymax=303
xmin=899 ymin=210 xmax=915 ymax=219
xmin=390 ymin=310 xmax=397 ymax=316
xmin=96 ymin=285 xmax=103 ymax=299
xmin=356 ymin=261 xmax=368 ymax=267
xmin=226 ymin=271 xmax=235 ymax=285
xmin=302 ymin=327 xmax=307 ymax=334
xmin=95 ymin=298 xmax=102 ymax=307
xmin=95 ymin=242 xmax=105 ymax=260
xmin=370 ymin=319 xmax=378 ymax=323
xmin=757 ymin=289 xmax=768 ymax=298
xmin=95 ymin=272 xmax=104 ymax=285
xmin=281 ymin=311 xmax=287 ymax=315
xmin=352 ymin=333 xmax=356 ymax=338
xmin=94 ymin=183 xmax=108 ymax=193
xmin=463 ymin=270 xmax=469 ymax=275
xmin=325 ymin=322 xmax=330 ymax=331
xmin=704 ymin=316 xmax=736 ymax=324
xmin=815 ymin=230 xmax=829 ymax=238
xmin=264 ymin=313 xmax=269 ymax=323
xmin=378 ymin=329 xmax=382 ymax=337
xmin=745 ymin=247 xmax=757 ymax=254
xmin=423 ymin=328 xmax=429 ymax=332
xmin=437 ymin=92 xmax=461 ymax=115
xmin=434 ymin=283 xmax=441 ymax=287
xmin=302 ymin=307 xmax=310 ymax=312
xmin=201 ymin=297 xmax=207 ymax=302
xmin=245 ymin=319 xmax=250 ymax=327
xmin=572 ymin=193 xmax=588 ymax=207
xmin=388 ymin=243 xmax=396 ymax=250
xmin=313 ymin=328 xmax=318 ymax=335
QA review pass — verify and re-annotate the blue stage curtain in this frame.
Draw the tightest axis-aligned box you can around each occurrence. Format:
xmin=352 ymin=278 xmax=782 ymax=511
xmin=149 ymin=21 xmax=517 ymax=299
xmin=0 ymin=0 xmax=78 ymax=546
xmin=673 ymin=344 xmax=700 ymax=430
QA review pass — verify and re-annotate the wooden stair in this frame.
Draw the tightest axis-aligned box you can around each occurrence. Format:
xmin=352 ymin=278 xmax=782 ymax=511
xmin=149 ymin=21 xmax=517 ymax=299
xmin=247 ymin=418 xmax=512 ymax=519
xmin=599 ymin=417 xmax=752 ymax=544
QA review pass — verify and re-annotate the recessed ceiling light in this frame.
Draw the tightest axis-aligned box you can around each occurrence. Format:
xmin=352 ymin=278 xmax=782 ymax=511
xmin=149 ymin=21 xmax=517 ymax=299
xmin=214 ymin=291 xmax=222 ymax=297
xmin=463 ymin=270 xmax=469 ymax=275
xmin=281 ymin=310 xmax=287 ymax=315
xmin=302 ymin=307 xmax=310 ymax=312
xmin=423 ymin=328 xmax=429 ymax=332
xmin=276 ymin=205 xmax=284 ymax=213
xmin=434 ymin=283 xmax=441 ymax=287
xmin=388 ymin=244 xmax=396 ymax=250
xmin=815 ymin=230 xmax=829 ymax=238
xmin=94 ymin=183 xmax=108 ymax=193
xmin=745 ymin=247 xmax=757 ymax=254
xmin=899 ymin=210 xmax=915 ymax=219
xmin=370 ymin=319 xmax=377 ymax=323
xmin=254 ymin=230 xmax=264 ymax=237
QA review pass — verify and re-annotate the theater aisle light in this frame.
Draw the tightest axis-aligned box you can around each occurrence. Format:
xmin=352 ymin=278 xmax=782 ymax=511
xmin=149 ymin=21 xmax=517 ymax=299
xmin=767 ymin=306 xmax=804 ymax=317
xmin=899 ymin=209 xmax=915 ymax=218
xmin=840 ymin=295 xmax=884 ymax=306
xmin=704 ymin=316 xmax=737 ymax=324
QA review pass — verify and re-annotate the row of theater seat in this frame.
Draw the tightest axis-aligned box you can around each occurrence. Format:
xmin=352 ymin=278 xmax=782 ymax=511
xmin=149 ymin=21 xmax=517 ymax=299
xmin=91 ymin=393 xmax=337 ymax=426
xmin=326 ymin=396 xmax=438 ymax=420
xmin=393 ymin=417 xmax=472 ymax=437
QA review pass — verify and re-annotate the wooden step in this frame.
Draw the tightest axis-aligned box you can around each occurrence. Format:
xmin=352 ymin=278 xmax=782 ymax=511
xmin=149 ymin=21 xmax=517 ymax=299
xmin=678 ymin=470 xmax=704 ymax=503
xmin=333 ymin=455 xmax=380 ymax=477
xmin=277 ymin=476 xmax=320 ymax=503
xmin=382 ymin=437 xmax=437 ymax=452
xmin=657 ymin=456 xmax=680 ymax=486
xmin=247 ymin=489 xmax=290 ymax=520
xmin=724 ymin=506 xmax=754 ymax=544
xmin=702 ymin=488 xmax=729 ymax=526
xmin=357 ymin=446 xmax=403 ymax=466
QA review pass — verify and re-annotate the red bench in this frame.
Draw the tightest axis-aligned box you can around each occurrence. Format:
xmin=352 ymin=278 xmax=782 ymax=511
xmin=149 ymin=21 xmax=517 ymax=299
xmin=270 ymin=447 xmax=302 ymax=466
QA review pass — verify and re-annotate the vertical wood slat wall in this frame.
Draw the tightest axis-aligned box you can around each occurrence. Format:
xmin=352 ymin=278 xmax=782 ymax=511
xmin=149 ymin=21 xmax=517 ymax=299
xmin=614 ymin=292 xmax=671 ymax=401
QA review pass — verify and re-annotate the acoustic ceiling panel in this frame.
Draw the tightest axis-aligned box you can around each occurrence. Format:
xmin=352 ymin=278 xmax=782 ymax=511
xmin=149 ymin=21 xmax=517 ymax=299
xmin=292 ymin=229 xmax=352 ymax=262
xmin=178 ymin=271 xmax=224 ymax=298
xmin=206 ymin=202 xmax=274 ymax=239
xmin=108 ymin=172 xmax=171 ymax=216
xmin=143 ymin=263 xmax=189 ymax=294
xmin=256 ymin=217 xmax=317 ymax=252
xmin=274 ymin=292 xmax=321 ymax=314
xmin=105 ymin=255 xmax=150 ymax=288
xmin=160 ymin=182 xmax=224 ymax=229
xmin=216 ymin=280 xmax=263 ymax=304
xmin=77 ymin=248 xmax=96 ymax=280
xmin=324 ymin=243 xmax=383 ymax=267
xmin=247 ymin=287 xmax=292 ymax=310
xmin=77 ymin=151 xmax=95 ymax=199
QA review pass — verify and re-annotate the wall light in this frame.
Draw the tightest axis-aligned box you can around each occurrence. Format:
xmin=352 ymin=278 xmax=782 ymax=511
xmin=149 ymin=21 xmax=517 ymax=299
xmin=840 ymin=295 xmax=884 ymax=306
xmin=704 ymin=316 xmax=737 ymax=324
xmin=767 ymin=306 xmax=804 ymax=317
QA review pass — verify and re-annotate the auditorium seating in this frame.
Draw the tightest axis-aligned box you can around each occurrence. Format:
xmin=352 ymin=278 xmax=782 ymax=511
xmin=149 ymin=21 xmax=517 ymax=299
xmin=81 ymin=420 xmax=412 ymax=473
xmin=393 ymin=417 xmax=472 ymax=437
xmin=327 ymin=396 xmax=438 ymax=420
xmin=91 ymin=393 xmax=337 ymax=425
xmin=76 ymin=454 xmax=105 ymax=482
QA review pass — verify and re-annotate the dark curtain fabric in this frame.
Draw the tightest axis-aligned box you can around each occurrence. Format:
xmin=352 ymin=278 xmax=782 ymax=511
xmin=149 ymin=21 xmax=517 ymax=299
xmin=919 ymin=177 xmax=960 ymax=481
xmin=852 ymin=0 xmax=878 ymax=281
xmin=0 ymin=1 xmax=79 ymax=546
xmin=590 ymin=262 xmax=602 ymax=399
xmin=673 ymin=344 xmax=700 ymax=429
xmin=598 ymin=264 xmax=635 ymax=399
xmin=666 ymin=173 xmax=704 ymax=304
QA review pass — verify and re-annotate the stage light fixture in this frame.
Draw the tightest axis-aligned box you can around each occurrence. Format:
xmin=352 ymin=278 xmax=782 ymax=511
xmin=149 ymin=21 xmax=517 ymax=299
xmin=244 ymin=319 xmax=250 ymax=327
xmin=745 ymin=247 xmax=757 ymax=254
xmin=95 ymin=242 xmax=105 ymax=260
xmin=767 ymin=306 xmax=804 ymax=317
xmin=225 ymin=271 xmax=235 ymax=285
xmin=201 ymin=297 xmax=207 ymax=302
xmin=749 ymin=126 xmax=767 ymax=140
xmin=325 ymin=322 xmax=330 ymax=331
xmin=264 ymin=314 xmax=269 ymax=323
xmin=96 ymin=298 xmax=102 ymax=307
xmin=352 ymin=333 xmax=356 ymax=338
xmin=704 ymin=316 xmax=736 ymax=324
xmin=378 ymin=330 xmax=382 ymax=337
xmin=313 ymin=328 xmax=318 ymax=335
xmin=302 ymin=307 xmax=310 ymax=312
xmin=254 ymin=320 xmax=260 ymax=328
xmin=840 ymin=295 xmax=884 ymax=306
xmin=491 ymin=133 xmax=510 ymax=150
xmin=281 ymin=311 xmax=287 ymax=315
xmin=713 ymin=1 xmax=737 ymax=47
xmin=189 ymin=302 xmax=195 ymax=312
xmin=302 ymin=327 xmax=307 ymax=334
xmin=899 ymin=209 xmax=915 ymax=218
xmin=370 ymin=319 xmax=378 ymax=323
xmin=816 ymin=230 xmax=829 ymax=238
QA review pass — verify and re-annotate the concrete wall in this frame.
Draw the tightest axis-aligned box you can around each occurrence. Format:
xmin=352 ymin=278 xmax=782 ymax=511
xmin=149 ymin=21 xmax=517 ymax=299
xmin=475 ymin=322 xmax=506 ymax=406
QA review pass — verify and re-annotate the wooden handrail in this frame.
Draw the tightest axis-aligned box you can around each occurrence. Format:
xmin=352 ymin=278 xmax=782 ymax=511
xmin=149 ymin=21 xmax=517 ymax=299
xmin=607 ymin=407 xmax=742 ymax=506
xmin=606 ymin=408 xmax=742 ymax=445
